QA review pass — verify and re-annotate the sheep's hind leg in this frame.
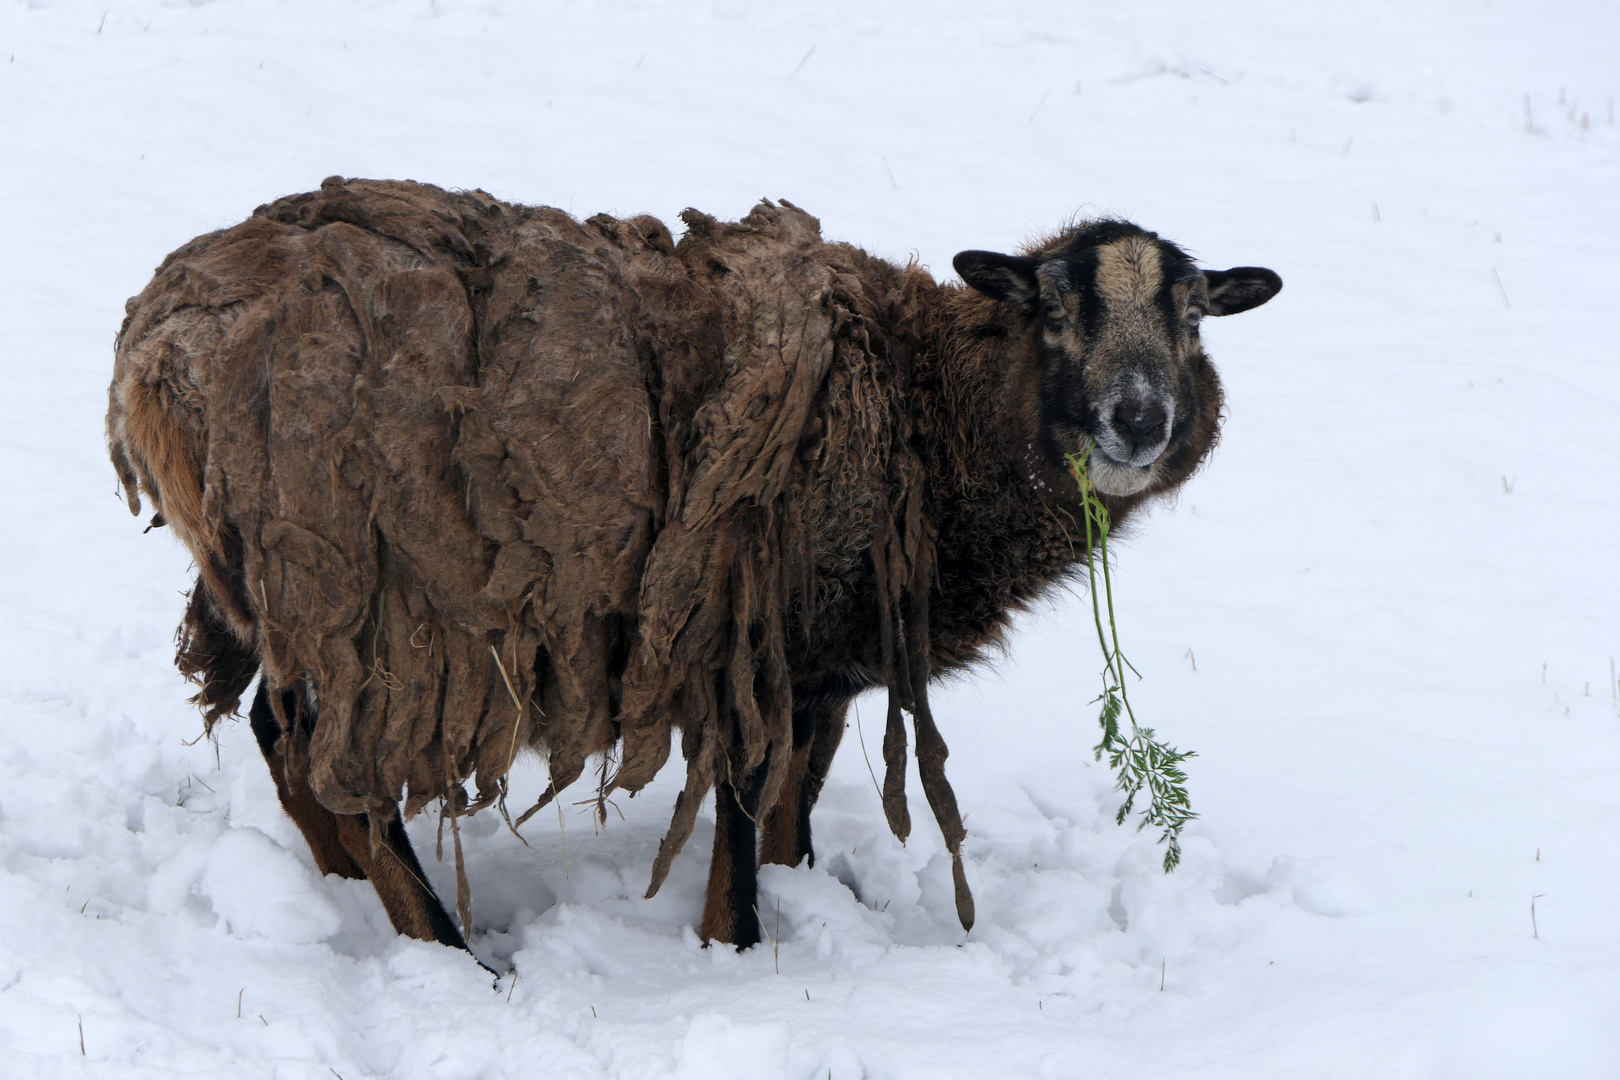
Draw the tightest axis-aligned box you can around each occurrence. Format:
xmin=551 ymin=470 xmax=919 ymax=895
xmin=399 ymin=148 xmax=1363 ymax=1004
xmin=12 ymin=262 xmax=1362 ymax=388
xmin=700 ymin=755 xmax=769 ymax=949
xmin=247 ymin=681 xmax=361 ymax=879
xmin=759 ymin=697 xmax=850 ymax=869
xmin=248 ymin=681 xmax=468 ymax=951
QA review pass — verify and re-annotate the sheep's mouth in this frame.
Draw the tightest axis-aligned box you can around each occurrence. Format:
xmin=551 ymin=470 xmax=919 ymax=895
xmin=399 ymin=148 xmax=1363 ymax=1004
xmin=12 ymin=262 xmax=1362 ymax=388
xmin=1085 ymin=444 xmax=1157 ymax=496
xmin=1080 ymin=383 xmax=1174 ymax=496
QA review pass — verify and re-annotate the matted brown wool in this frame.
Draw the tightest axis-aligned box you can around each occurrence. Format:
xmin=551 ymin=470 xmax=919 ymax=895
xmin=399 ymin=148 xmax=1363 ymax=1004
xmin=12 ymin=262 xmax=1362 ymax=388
xmin=108 ymin=178 xmax=971 ymax=922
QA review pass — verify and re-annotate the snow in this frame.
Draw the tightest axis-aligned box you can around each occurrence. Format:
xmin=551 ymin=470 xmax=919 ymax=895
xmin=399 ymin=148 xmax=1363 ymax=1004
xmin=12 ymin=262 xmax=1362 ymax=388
xmin=2 ymin=0 xmax=1617 ymax=1076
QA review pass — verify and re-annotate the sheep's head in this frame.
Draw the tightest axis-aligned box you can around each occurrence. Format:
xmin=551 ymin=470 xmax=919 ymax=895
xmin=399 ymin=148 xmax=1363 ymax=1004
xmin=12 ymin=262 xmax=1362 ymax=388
xmin=954 ymin=222 xmax=1280 ymax=497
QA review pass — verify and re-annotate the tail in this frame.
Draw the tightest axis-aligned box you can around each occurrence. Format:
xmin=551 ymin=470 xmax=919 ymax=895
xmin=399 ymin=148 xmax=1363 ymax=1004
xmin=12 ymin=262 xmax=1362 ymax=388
xmin=176 ymin=572 xmax=260 ymax=732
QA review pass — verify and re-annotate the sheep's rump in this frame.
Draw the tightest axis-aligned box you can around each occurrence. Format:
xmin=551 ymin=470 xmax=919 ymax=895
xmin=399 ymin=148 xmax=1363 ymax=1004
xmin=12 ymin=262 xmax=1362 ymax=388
xmin=109 ymin=178 xmax=958 ymax=901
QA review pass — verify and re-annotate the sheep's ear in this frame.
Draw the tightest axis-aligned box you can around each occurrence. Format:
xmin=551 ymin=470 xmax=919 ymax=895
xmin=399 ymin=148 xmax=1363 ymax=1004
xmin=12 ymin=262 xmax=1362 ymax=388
xmin=1203 ymin=267 xmax=1283 ymax=316
xmin=954 ymin=250 xmax=1041 ymax=308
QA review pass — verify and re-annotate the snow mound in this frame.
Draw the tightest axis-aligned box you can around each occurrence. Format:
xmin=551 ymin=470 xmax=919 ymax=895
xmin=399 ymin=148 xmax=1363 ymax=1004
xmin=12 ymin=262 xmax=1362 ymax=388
xmin=202 ymin=826 xmax=342 ymax=943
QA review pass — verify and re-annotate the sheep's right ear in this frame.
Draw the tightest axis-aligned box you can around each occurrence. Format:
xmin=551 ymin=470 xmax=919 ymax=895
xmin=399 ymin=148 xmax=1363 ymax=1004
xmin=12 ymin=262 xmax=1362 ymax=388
xmin=954 ymin=250 xmax=1041 ymax=309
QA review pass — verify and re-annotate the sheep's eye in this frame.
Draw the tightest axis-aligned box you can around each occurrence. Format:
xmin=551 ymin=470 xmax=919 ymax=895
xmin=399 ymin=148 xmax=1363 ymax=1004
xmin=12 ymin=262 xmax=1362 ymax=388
xmin=1185 ymin=306 xmax=1204 ymax=327
xmin=1045 ymin=298 xmax=1066 ymax=320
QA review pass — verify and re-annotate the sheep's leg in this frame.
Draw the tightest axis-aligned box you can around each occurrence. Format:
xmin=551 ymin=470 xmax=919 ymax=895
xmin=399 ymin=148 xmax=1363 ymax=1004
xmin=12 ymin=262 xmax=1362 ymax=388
xmin=759 ymin=697 xmax=849 ymax=869
xmin=248 ymin=681 xmax=363 ymax=879
xmin=327 ymin=806 xmax=468 ymax=950
xmin=700 ymin=755 xmax=769 ymax=948
xmin=248 ymin=681 xmax=468 ymax=951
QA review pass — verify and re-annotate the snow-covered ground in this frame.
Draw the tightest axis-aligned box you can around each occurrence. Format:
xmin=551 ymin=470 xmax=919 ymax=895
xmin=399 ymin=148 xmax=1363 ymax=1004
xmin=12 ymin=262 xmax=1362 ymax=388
xmin=2 ymin=1 xmax=1617 ymax=1076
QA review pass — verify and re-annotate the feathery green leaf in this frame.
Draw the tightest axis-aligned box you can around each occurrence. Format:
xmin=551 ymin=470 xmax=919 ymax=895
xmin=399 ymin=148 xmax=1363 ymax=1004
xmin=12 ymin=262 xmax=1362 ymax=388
xmin=1066 ymin=446 xmax=1198 ymax=874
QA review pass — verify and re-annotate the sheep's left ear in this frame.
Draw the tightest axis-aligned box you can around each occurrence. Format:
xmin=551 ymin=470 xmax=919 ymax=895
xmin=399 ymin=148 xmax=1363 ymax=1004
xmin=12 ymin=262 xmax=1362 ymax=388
xmin=954 ymin=250 xmax=1041 ymax=309
xmin=1203 ymin=267 xmax=1283 ymax=315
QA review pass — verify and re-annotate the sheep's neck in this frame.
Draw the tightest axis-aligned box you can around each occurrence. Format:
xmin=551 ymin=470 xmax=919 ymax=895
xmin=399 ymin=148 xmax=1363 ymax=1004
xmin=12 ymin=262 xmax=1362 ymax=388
xmin=910 ymin=294 xmax=1124 ymax=675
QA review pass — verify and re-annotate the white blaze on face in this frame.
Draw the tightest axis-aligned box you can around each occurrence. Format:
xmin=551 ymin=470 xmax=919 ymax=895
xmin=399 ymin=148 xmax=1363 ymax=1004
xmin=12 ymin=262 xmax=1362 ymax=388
xmin=1086 ymin=237 xmax=1178 ymax=494
xmin=1094 ymin=236 xmax=1163 ymax=309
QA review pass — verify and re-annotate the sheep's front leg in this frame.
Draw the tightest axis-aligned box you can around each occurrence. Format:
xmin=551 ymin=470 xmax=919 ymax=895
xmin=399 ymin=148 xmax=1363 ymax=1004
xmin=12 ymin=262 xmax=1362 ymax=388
xmin=759 ymin=698 xmax=849 ymax=869
xmin=248 ymin=682 xmax=468 ymax=951
xmin=700 ymin=757 xmax=769 ymax=948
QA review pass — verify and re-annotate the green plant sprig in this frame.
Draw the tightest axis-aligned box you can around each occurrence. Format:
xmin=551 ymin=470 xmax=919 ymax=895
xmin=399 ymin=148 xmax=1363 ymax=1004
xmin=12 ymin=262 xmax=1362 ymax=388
xmin=1065 ymin=445 xmax=1197 ymax=872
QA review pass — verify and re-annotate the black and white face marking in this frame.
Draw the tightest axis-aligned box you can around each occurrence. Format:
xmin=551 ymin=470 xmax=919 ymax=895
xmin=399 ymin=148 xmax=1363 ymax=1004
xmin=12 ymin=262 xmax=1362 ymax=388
xmin=955 ymin=227 xmax=1281 ymax=497
xmin=1070 ymin=236 xmax=1183 ymax=492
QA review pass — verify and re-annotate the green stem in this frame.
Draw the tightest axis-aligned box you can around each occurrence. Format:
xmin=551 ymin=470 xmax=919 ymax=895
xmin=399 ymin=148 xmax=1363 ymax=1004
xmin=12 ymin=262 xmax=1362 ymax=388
xmin=1078 ymin=454 xmax=1111 ymax=672
xmin=1065 ymin=443 xmax=1197 ymax=873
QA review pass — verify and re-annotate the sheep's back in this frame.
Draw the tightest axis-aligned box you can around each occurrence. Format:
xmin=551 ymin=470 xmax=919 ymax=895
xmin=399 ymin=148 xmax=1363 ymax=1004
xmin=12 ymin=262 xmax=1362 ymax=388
xmin=109 ymin=178 xmax=681 ymax=818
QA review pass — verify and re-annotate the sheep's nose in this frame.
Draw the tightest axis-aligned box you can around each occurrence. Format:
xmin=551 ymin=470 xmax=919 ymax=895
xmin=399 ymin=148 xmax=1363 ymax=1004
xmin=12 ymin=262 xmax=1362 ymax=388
xmin=1111 ymin=399 xmax=1167 ymax=452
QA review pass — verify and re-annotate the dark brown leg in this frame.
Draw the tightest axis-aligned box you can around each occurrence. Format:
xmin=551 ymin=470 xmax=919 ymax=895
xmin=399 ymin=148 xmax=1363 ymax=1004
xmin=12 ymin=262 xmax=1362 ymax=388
xmin=700 ymin=755 xmax=769 ymax=948
xmin=248 ymin=681 xmax=467 ymax=951
xmin=329 ymin=808 xmax=467 ymax=949
xmin=248 ymin=681 xmax=362 ymax=879
xmin=760 ymin=698 xmax=849 ymax=869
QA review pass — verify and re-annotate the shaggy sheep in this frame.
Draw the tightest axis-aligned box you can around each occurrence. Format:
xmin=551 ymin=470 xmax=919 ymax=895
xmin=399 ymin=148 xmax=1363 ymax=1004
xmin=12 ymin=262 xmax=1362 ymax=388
xmin=108 ymin=178 xmax=1280 ymax=952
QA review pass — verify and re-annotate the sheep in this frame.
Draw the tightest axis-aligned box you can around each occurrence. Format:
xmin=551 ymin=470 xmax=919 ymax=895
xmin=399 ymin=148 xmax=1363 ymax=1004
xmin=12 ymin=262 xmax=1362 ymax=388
xmin=107 ymin=177 xmax=1281 ymax=953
